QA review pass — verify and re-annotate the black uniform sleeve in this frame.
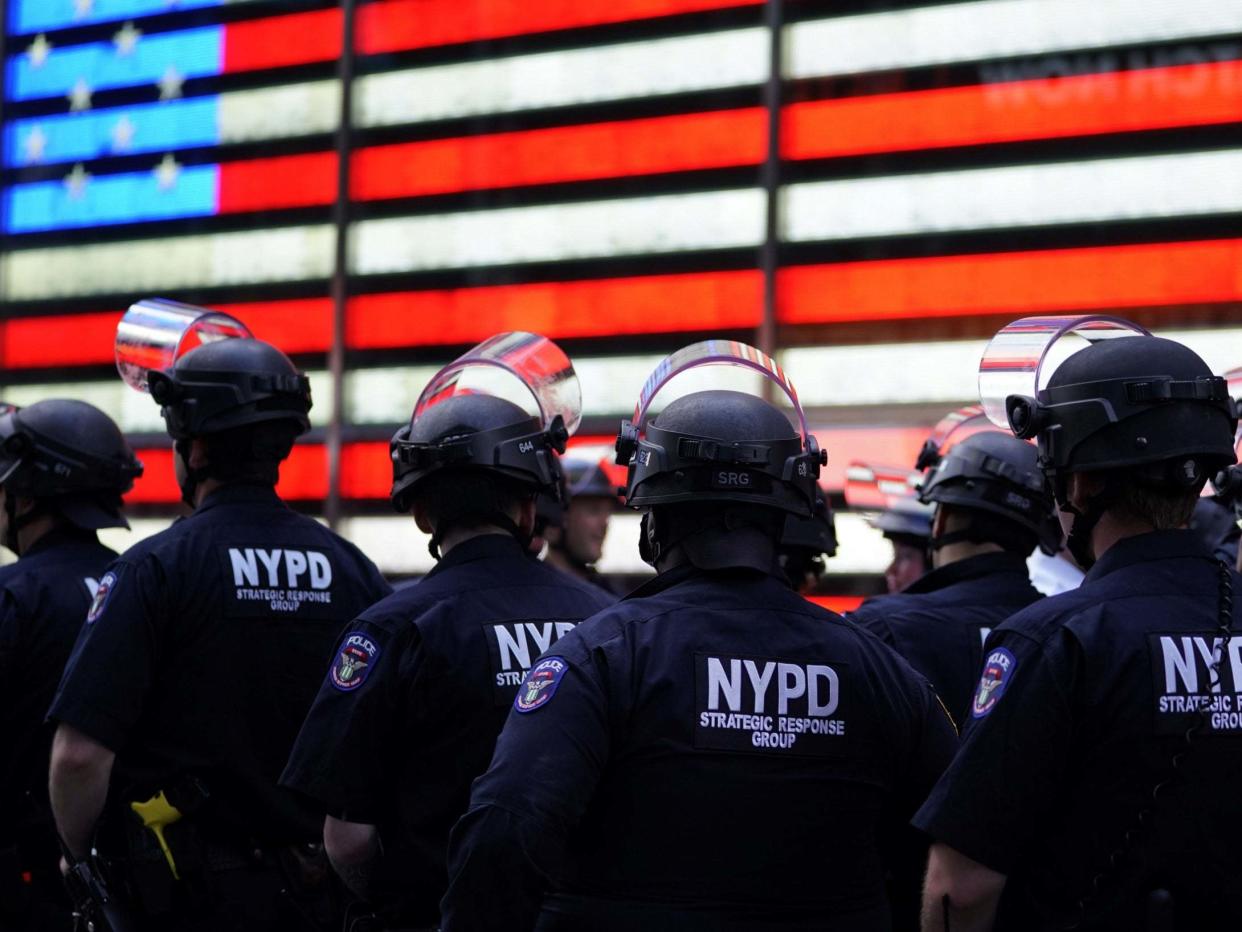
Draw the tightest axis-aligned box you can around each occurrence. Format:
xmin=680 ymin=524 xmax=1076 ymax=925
xmin=441 ymin=639 xmax=614 ymax=932
xmin=912 ymin=627 xmax=1076 ymax=874
xmin=280 ymin=620 xmax=409 ymax=824
xmin=47 ymin=560 xmax=161 ymax=752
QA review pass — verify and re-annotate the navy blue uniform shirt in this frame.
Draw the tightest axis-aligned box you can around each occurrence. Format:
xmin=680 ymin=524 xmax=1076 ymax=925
xmin=49 ymin=483 xmax=391 ymax=846
xmin=281 ymin=533 xmax=614 ymax=925
xmin=848 ymin=552 xmax=1043 ymax=722
xmin=914 ymin=530 xmax=1242 ymax=931
xmin=0 ymin=528 xmax=117 ymax=860
xmin=442 ymin=564 xmax=958 ymax=932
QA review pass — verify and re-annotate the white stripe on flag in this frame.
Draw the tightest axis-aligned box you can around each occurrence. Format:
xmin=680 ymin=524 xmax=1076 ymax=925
xmin=783 ymin=149 xmax=1242 ymax=242
xmin=219 ymin=81 xmax=340 ymax=144
xmin=349 ymin=188 xmax=765 ymax=273
xmin=787 ymin=0 xmax=1242 ymax=79
xmin=353 ymin=28 xmax=768 ymax=128
xmin=1 ymin=225 xmax=334 ymax=300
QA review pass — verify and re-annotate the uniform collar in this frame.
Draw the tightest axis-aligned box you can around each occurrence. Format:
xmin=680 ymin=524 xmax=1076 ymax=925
xmin=428 ymin=533 xmax=526 ymax=577
xmin=196 ymin=482 xmax=283 ymax=514
xmin=905 ymin=551 xmax=1030 ymax=595
xmin=1085 ymin=528 xmax=1215 ymax=583
xmin=621 ymin=562 xmax=774 ymax=601
xmin=20 ymin=525 xmax=99 ymax=558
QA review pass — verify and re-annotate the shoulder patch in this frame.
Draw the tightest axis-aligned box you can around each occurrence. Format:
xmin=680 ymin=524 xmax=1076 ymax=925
xmin=972 ymin=647 xmax=1017 ymax=718
xmin=85 ymin=571 xmax=117 ymax=625
xmin=514 ymin=656 xmax=568 ymax=713
xmin=330 ymin=631 xmax=380 ymax=692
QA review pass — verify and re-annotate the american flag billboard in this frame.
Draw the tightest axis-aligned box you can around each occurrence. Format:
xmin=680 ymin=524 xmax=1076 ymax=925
xmin=3 ymin=0 xmax=1241 ymax=576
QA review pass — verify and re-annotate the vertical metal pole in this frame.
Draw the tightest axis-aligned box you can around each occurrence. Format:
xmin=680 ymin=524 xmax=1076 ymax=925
xmin=325 ymin=0 xmax=356 ymax=530
xmin=758 ymin=0 xmax=784 ymax=401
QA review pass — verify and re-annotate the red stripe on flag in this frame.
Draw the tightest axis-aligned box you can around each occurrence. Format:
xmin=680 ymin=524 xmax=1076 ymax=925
xmin=222 ymin=7 xmax=343 ymax=73
xmin=218 ymin=153 xmax=338 ymax=213
xmin=350 ymin=109 xmax=766 ymax=200
xmin=219 ymin=0 xmax=757 ymax=72
xmin=128 ymin=445 xmax=329 ymax=502
xmin=345 ymin=270 xmax=764 ymax=348
xmin=5 ymin=239 xmax=1242 ymax=371
xmin=783 ymin=60 xmax=1242 ymax=160
xmin=778 ymin=239 xmax=1242 ymax=325
xmin=355 ymin=0 xmax=762 ymax=56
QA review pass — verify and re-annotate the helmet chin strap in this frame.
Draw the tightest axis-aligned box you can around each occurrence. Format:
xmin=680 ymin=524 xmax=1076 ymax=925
xmin=1054 ymin=474 xmax=1116 ymax=572
xmin=174 ymin=439 xmax=211 ymax=508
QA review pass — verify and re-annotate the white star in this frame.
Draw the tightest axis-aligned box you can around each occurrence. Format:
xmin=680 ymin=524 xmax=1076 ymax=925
xmin=27 ymin=34 xmax=52 ymax=69
xmin=23 ymin=126 xmax=48 ymax=163
xmin=68 ymin=77 xmax=93 ymax=112
xmin=157 ymin=65 xmax=184 ymax=101
xmin=73 ymin=0 xmax=95 ymax=19
xmin=113 ymin=22 xmax=142 ymax=57
xmin=154 ymin=153 xmax=181 ymax=191
xmin=64 ymin=163 xmax=90 ymax=200
xmin=111 ymin=115 xmax=136 ymax=152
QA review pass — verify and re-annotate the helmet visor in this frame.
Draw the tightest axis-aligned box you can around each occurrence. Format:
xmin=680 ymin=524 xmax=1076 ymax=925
xmin=978 ymin=315 xmax=1150 ymax=428
xmin=413 ymin=332 xmax=582 ymax=435
xmin=116 ymin=299 xmax=252 ymax=393
xmin=633 ymin=339 xmax=809 ymax=442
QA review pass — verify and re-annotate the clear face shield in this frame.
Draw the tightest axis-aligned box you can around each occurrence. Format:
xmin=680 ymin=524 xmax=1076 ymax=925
xmin=115 ymin=298 xmax=253 ymax=394
xmin=614 ymin=339 xmax=824 ymax=513
xmin=410 ymin=331 xmax=582 ymax=436
xmin=977 ymin=314 xmax=1151 ymax=433
xmin=915 ymin=404 xmax=997 ymax=472
xmin=392 ymin=332 xmax=583 ymax=496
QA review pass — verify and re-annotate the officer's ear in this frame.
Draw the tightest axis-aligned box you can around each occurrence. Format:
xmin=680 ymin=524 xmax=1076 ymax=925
xmin=1064 ymin=472 xmax=1105 ymax=512
xmin=516 ymin=497 xmax=536 ymax=537
xmin=412 ymin=500 xmax=434 ymax=535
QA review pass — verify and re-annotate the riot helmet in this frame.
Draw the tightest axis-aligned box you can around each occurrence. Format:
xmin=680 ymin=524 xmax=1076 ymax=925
xmin=615 ymin=341 xmax=824 ymax=569
xmin=116 ymin=299 xmax=310 ymax=440
xmin=116 ymin=300 xmax=312 ymax=504
xmin=0 ymin=400 xmax=142 ymax=552
xmin=917 ymin=405 xmax=1060 ymax=555
xmin=389 ymin=333 xmax=580 ymax=557
xmin=562 ymin=453 xmax=618 ymax=501
xmin=980 ymin=315 xmax=1237 ymax=566
xmin=1210 ymin=366 xmax=1242 ymax=522
xmin=918 ymin=429 xmax=1061 ymax=556
xmin=779 ymin=492 xmax=837 ymax=591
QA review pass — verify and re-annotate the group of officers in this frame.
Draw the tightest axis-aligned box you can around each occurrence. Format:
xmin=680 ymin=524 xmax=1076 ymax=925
xmin=1 ymin=310 xmax=1241 ymax=932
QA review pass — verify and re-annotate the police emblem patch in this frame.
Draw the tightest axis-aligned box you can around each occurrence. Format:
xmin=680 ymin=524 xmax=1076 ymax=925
xmin=972 ymin=647 xmax=1017 ymax=718
xmin=85 ymin=571 xmax=117 ymax=625
xmin=514 ymin=656 xmax=568 ymax=713
xmin=330 ymin=631 xmax=380 ymax=692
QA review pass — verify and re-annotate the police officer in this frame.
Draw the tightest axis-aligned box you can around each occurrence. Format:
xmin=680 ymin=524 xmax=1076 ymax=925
xmin=280 ymin=335 xmax=613 ymax=929
xmin=47 ymin=334 xmax=391 ymax=931
xmin=779 ymin=491 xmax=837 ymax=593
xmin=0 ymin=400 xmax=141 ymax=931
xmin=916 ymin=329 xmax=1242 ymax=930
xmin=441 ymin=343 xmax=958 ymax=931
xmin=542 ymin=452 xmax=619 ymax=594
xmin=872 ymin=497 xmax=933 ymax=593
xmin=848 ymin=430 xmax=1058 ymax=721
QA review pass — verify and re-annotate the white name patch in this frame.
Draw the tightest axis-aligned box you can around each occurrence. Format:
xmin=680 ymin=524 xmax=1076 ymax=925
xmin=1148 ymin=634 xmax=1242 ymax=734
xmin=694 ymin=653 xmax=848 ymax=757
xmin=221 ymin=546 xmax=336 ymax=617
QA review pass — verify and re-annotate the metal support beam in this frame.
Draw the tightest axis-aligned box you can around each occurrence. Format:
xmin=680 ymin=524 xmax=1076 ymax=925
xmin=325 ymin=0 xmax=357 ymax=529
xmin=758 ymin=0 xmax=784 ymax=397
